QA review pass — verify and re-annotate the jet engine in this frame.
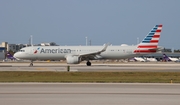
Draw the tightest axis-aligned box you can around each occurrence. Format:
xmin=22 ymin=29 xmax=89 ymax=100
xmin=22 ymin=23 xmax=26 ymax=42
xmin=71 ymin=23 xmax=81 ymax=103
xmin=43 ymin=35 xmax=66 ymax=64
xmin=66 ymin=55 xmax=81 ymax=64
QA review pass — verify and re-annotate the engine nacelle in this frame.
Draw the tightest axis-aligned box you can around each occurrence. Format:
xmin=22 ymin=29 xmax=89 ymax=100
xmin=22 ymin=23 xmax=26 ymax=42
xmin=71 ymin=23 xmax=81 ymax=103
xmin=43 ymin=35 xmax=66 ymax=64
xmin=66 ymin=55 xmax=80 ymax=64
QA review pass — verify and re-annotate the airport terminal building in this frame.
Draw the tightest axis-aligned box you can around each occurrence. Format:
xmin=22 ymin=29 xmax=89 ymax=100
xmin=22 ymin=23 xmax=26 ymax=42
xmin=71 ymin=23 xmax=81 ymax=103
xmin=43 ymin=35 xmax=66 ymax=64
xmin=0 ymin=47 xmax=6 ymax=60
xmin=0 ymin=42 xmax=58 ymax=53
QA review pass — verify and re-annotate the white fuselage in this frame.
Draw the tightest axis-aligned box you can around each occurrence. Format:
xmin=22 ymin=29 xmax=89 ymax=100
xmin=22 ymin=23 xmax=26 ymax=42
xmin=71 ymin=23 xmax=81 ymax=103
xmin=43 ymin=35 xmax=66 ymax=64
xmin=146 ymin=58 xmax=157 ymax=62
xmin=134 ymin=57 xmax=146 ymax=62
xmin=168 ymin=57 xmax=179 ymax=62
xmin=14 ymin=45 xmax=141 ymax=61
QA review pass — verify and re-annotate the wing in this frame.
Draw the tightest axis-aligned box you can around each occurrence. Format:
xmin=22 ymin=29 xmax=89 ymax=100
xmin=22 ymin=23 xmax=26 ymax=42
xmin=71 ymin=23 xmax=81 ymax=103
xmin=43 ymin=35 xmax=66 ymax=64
xmin=78 ymin=43 xmax=109 ymax=60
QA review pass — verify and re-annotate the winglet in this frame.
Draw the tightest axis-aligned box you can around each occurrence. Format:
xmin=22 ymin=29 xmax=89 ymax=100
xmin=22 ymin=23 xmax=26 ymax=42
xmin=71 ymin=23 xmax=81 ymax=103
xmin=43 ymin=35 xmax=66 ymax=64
xmin=78 ymin=43 xmax=109 ymax=57
xmin=101 ymin=43 xmax=109 ymax=52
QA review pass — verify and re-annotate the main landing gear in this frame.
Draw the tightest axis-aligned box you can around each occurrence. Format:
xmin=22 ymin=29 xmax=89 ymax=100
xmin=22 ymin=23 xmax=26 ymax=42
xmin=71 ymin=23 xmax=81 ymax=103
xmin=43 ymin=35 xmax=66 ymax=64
xmin=86 ymin=61 xmax=91 ymax=66
xmin=29 ymin=60 xmax=33 ymax=67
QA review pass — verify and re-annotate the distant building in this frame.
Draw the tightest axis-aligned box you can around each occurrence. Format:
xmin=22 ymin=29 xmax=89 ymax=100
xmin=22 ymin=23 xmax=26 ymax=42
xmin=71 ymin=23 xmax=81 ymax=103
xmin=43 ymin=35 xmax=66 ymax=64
xmin=0 ymin=47 xmax=6 ymax=60
xmin=40 ymin=42 xmax=58 ymax=46
xmin=7 ymin=44 xmax=27 ymax=52
xmin=0 ymin=42 xmax=8 ymax=60
xmin=0 ymin=42 xmax=59 ymax=52
xmin=163 ymin=48 xmax=172 ymax=52
xmin=0 ymin=42 xmax=8 ymax=48
xmin=0 ymin=42 xmax=29 ymax=52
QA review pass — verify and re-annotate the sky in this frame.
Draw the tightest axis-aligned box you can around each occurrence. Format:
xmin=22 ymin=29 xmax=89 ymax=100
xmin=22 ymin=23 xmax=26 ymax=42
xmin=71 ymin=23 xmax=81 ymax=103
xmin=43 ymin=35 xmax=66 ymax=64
xmin=0 ymin=0 xmax=180 ymax=49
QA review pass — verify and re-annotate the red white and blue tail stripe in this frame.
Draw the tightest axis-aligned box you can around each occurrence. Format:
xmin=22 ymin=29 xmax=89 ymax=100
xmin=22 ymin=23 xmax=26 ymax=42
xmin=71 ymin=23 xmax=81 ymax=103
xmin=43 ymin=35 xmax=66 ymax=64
xmin=134 ymin=24 xmax=162 ymax=53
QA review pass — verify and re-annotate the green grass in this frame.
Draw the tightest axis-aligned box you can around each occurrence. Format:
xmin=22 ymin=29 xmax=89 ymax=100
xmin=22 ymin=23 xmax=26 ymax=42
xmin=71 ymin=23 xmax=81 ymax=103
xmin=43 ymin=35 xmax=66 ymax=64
xmin=0 ymin=71 xmax=180 ymax=83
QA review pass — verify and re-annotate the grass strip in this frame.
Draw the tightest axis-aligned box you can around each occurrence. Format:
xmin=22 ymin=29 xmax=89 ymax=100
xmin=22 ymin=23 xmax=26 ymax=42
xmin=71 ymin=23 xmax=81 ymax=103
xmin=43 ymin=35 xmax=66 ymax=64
xmin=0 ymin=71 xmax=180 ymax=83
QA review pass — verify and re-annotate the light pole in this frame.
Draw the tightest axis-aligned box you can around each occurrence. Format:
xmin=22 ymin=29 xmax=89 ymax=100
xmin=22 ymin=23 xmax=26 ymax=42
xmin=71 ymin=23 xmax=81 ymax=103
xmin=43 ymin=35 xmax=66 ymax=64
xmin=137 ymin=37 xmax=139 ymax=44
xmin=86 ymin=37 xmax=88 ymax=46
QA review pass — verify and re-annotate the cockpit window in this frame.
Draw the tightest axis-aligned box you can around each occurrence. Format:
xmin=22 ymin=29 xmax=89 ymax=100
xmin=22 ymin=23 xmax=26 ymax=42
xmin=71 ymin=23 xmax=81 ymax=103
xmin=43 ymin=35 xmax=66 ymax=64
xmin=18 ymin=50 xmax=25 ymax=52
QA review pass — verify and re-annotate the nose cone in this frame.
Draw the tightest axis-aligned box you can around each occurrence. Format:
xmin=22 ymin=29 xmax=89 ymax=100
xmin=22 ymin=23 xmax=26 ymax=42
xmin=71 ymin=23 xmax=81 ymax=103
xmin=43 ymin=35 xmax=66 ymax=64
xmin=13 ymin=52 xmax=20 ymax=59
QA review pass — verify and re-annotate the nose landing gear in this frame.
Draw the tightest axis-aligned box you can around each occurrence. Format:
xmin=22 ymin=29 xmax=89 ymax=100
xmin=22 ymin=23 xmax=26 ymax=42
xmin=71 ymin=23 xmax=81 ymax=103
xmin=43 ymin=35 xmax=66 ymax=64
xmin=29 ymin=60 xmax=33 ymax=67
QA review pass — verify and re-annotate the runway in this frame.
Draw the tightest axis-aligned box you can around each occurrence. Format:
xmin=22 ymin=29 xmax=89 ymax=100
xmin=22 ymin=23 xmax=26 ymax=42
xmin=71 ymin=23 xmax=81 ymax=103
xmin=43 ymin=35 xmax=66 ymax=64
xmin=0 ymin=83 xmax=179 ymax=105
xmin=1 ymin=63 xmax=180 ymax=105
xmin=0 ymin=62 xmax=180 ymax=72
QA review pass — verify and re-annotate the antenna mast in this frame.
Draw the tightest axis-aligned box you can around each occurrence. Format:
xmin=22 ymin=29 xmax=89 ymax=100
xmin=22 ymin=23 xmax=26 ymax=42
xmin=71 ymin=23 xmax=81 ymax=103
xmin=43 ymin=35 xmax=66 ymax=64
xmin=31 ymin=35 xmax=33 ymax=46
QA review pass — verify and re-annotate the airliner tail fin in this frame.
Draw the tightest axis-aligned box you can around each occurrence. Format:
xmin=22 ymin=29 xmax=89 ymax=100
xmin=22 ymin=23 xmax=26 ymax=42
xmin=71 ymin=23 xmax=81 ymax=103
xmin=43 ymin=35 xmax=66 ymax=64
xmin=134 ymin=24 xmax=163 ymax=53
xmin=162 ymin=53 xmax=171 ymax=61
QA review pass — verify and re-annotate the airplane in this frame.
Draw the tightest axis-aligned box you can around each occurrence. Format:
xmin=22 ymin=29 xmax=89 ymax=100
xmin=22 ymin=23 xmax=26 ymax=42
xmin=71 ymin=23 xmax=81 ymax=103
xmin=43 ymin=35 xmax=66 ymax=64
xmin=14 ymin=24 xmax=163 ymax=66
xmin=134 ymin=57 xmax=147 ymax=62
xmin=145 ymin=57 xmax=157 ymax=62
xmin=128 ymin=57 xmax=137 ymax=62
xmin=162 ymin=54 xmax=180 ymax=62
xmin=6 ymin=52 xmax=16 ymax=60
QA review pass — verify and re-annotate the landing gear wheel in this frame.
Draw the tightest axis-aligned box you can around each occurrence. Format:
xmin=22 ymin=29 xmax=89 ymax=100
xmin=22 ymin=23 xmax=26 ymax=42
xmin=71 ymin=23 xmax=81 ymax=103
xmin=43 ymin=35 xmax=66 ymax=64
xmin=86 ymin=61 xmax=91 ymax=66
xmin=29 ymin=61 xmax=33 ymax=67
xmin=29 ymin=63 xmax=33 ymax=67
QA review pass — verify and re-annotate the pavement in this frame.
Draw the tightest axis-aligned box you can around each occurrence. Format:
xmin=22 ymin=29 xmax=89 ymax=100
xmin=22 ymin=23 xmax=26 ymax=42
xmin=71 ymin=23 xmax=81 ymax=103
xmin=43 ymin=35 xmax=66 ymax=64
xmin=1 ymin=62 xmax=180 ymax=105
xmin=0 ymin=83 xmax=179 ymax=105
xmin=0 ymin=62 xmax=180 ymax=72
